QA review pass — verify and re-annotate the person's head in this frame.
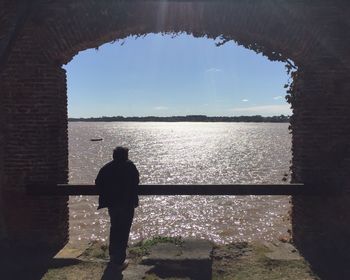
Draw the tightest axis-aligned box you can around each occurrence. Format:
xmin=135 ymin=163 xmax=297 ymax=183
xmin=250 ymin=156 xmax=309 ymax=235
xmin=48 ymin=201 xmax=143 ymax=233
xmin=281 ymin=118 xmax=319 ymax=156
xmin=113 ymin=146 xmax=129 ymax=161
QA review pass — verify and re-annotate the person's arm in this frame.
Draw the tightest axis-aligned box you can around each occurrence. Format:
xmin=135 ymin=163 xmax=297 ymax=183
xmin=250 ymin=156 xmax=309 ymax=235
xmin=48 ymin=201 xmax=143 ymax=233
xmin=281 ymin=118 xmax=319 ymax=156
xmin=128 ymin=161 xmax=139 ymax=186
xmin=131 ymin=164 xmax=140 ymax=207
xmin=134 ymin=166 xmax=140 ymax=186
xmin=95 ymin=167 xmax=108 ymax=209
xmin=95 ymin=168 xmax=104 ymax=192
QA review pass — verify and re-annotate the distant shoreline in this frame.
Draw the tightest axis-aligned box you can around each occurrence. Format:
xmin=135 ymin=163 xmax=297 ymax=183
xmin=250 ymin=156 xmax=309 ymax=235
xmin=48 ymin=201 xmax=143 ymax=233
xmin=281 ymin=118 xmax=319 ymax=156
xmin=68 ymin=115 xmax=289 ymax=123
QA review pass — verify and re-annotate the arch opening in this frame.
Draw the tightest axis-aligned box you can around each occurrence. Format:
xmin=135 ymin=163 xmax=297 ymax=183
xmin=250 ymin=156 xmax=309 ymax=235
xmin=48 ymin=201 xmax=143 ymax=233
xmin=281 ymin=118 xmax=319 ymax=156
xmin=64 ymin=33 xmax=294 ymax=245
xmin=1 ymin=3 xmax=350 ymax=277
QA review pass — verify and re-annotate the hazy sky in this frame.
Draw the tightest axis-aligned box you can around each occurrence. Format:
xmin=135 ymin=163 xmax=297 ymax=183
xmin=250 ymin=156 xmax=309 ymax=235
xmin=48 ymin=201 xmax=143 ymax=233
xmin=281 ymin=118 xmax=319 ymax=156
xmin=64 ymin=33 xmax=292 ymax=118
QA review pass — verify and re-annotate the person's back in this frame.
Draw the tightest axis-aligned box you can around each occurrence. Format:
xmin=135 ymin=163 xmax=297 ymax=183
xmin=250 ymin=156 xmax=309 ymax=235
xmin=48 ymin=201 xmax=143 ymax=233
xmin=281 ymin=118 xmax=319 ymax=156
xmin=96 ymin=159 xmax=139 ymax=209
xmin=95 ymin=146 xmax=139 ymax=269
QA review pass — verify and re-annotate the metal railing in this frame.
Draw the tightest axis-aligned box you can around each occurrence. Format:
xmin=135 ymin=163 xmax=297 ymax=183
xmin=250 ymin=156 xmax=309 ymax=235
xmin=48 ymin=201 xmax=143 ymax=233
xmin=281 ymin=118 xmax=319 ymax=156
xmin=25 ymin=183 xmax=336 ymax=196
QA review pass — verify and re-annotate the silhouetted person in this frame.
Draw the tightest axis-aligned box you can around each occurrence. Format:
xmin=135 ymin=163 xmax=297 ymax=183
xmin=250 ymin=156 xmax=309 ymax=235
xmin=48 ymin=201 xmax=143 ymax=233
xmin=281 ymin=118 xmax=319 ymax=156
xmin=95 ymin=146 xmax=139 ymax=270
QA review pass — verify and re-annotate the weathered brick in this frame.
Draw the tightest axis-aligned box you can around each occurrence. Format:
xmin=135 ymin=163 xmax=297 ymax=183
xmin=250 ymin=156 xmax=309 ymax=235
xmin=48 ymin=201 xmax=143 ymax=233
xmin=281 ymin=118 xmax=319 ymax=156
xmin=0 ymin=0 xmax=349 ymax=255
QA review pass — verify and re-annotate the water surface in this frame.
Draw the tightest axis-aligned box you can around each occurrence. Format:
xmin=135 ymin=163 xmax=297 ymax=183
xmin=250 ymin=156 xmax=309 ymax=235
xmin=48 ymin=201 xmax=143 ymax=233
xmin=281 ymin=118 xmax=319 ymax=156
xmin=69 ymin=122 xmax=291 ymax=244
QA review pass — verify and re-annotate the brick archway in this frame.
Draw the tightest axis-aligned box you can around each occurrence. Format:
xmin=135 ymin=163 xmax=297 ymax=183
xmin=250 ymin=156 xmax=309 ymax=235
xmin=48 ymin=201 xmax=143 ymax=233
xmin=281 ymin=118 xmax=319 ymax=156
xmin=1 ymin=0 xmax=350 ymax=259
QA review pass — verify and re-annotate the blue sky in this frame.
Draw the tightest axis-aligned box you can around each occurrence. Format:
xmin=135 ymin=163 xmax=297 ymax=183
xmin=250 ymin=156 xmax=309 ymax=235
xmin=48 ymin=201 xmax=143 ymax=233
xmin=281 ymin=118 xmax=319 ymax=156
xmin=64 ymin=33 xmax=291 ymax=118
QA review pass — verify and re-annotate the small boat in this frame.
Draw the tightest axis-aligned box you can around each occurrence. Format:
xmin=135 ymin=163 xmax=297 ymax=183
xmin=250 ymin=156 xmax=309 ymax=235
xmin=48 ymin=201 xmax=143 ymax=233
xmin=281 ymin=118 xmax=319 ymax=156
xmin=90 ymin=138 xmax=103 ymax=142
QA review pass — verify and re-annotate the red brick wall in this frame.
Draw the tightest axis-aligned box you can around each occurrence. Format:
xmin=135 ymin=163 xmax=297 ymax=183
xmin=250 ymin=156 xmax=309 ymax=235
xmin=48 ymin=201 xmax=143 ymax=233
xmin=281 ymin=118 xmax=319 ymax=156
xmin=291 ymin=61 xmax=350 ymax=252
xmin=0 ymin=0 xmax=349 ymax=253
xmin=0 ymin=48 xmax=5 ymax=240
xmin=0 ymin=25 xmax=69 ymax=248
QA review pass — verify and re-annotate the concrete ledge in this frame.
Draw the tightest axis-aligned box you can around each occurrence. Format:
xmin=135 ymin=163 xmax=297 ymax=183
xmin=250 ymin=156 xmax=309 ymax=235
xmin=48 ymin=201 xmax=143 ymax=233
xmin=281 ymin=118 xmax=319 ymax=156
xmin=142 ymin=239 xmax=213 ymax=280
xmin=264 ymin=241 xmax=303 ymax=261
xmin=26 ymin=183 xmax=338 ymax=196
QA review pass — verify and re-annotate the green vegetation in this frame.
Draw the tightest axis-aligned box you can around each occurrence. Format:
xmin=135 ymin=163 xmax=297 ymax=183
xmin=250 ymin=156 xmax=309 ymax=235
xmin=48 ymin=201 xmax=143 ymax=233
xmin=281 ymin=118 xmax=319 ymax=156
xmin=42 ymin=262 xmax=106 ymax=280
xmin=212 ymin=242 xmax=317 ymax=280
xmin=80 ymin=241 xmax=109 ymax=260
xmin=37 ymin=238 xmax=319 ymax=279
xmin=68 ymin=115 xmax=290 ymax=123
xmin=129 ymin=236 xmax=183 ymax=259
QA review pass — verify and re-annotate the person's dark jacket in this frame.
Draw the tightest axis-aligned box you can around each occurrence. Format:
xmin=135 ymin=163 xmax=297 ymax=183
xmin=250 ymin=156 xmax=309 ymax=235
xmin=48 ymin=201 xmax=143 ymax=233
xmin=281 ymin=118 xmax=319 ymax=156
xmin=95 ymin=159 xmax=139 ymax=209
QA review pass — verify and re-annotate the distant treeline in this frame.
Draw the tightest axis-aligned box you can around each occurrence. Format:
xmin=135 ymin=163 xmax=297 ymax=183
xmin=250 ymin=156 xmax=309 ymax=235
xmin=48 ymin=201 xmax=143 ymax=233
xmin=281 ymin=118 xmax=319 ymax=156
xmin=68 ymin=115 xmax=290 ymax=123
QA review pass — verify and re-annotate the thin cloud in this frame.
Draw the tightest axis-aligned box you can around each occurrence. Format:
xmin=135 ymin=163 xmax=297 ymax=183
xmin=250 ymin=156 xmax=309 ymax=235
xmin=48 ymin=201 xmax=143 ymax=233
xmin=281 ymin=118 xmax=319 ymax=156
xmin=231 ymin=104 xmax=291 ymax=116
xmin=154 ymin=106 xmax=169 ymax=111
xmin=205 ymin=68 xmax=222 ymax=73
xmin=273 ymin=96 xmax=283 ymax=100
xmin=241 ymin=99 xmax=249 ymax=102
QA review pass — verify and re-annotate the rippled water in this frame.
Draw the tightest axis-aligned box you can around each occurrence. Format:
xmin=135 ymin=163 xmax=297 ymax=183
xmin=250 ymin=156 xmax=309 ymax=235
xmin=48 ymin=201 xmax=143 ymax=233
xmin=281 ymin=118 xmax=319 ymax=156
xmin=68 ymin=122 xmax=291 ymax=244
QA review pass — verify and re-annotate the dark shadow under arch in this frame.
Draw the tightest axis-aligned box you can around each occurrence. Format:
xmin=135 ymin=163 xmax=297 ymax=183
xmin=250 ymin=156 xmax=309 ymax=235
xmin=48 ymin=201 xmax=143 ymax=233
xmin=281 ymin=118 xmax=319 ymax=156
xmin=1 ymin=1 xmax=350 ymax=279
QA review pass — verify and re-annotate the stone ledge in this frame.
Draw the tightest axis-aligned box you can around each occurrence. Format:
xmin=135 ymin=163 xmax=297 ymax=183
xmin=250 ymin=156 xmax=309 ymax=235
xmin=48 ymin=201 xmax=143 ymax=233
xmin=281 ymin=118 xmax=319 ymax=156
xmin=142 ymin=239 xmax=213 ymax=280
xmin=263 ymin=241 xmax=303 ymax=261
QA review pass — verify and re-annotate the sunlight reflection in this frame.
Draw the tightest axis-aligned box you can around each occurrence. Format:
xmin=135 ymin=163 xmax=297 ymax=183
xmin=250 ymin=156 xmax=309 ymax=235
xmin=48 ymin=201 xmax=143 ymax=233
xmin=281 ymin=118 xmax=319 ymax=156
xmin=68 ymin=122 xmax=291 ymax=245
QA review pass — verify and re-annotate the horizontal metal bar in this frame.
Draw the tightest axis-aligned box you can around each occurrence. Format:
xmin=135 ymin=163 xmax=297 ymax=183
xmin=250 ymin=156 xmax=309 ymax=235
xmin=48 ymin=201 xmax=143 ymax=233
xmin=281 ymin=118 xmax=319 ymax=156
xmin=24 ymin=183 xmax=333 ymax=196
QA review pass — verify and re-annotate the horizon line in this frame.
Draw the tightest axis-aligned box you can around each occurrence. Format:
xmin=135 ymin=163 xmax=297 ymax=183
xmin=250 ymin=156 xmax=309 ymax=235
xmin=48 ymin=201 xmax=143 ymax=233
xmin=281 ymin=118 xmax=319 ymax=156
xmin=68 ymin=114 xmax=290 ymax=119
